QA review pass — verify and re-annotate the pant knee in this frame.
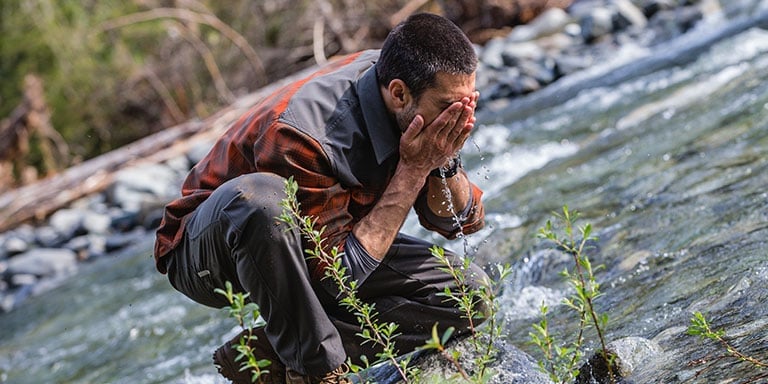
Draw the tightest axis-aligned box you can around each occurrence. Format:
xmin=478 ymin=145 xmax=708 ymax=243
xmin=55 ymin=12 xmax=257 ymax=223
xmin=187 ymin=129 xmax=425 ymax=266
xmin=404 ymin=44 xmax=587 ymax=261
xmin=225 ymin=172 xmax=288 ymax=221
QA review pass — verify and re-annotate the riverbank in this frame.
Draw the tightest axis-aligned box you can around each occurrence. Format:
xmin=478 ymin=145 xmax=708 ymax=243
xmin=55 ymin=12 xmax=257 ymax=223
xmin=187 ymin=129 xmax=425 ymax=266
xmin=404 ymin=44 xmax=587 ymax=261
xmin=0 ymin=0 xmax=746 ymax=312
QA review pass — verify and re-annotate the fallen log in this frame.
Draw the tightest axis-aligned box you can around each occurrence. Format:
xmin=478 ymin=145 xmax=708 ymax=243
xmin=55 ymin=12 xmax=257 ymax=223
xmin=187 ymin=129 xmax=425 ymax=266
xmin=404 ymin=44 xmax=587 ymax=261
xmin=0 ymin=65 xmax=318 ymax=233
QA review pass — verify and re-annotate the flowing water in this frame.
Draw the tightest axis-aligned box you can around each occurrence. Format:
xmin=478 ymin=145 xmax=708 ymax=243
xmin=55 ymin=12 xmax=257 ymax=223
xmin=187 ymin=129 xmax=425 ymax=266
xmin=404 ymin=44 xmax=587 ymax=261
xmin=2 ymin=12 xmax=768 ymax=384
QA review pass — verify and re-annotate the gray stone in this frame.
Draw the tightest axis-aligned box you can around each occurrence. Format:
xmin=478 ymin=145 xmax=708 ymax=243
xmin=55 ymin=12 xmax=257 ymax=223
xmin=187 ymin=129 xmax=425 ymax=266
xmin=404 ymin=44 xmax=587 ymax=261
xmin=501 ymin=41 xmax=546 ymax=65
xmin=49 ymin=208 xmax=87 ymax=236
xmin=580 ymin=7 xmax=616 ymax=42
xmin=6 ymin=248 xmax=78 ymax=277
xmin=105 ymin=229 xmax=146 ymax=252
xmin=416 ymin=338 xmax=553 ymax=384
xmin=109 ymin=163 xmax=181 ymax=212
xmin=555 ymin=54 xmax=594 ymax=76
xmin=480 ymin=37 xmax=509 ymax=69
xmin=352 ymin=336 xmax=553 ymax=384
xmin=83 ymin=210 xmax=113 ymax=234
xmin=88 ymin=234 xmax=108 ymax=258
xmin=35 ymin=225 xmax=65 ymax=248
xmin=64 ymin=235 xmax=92 ymax=252
xmin=109 ymin=208 xmax=139 ymax=231
xmin=2 ymin=235 xmax=29 ymax=256
xmin=507 ymin=8 xmax=572 ymax=42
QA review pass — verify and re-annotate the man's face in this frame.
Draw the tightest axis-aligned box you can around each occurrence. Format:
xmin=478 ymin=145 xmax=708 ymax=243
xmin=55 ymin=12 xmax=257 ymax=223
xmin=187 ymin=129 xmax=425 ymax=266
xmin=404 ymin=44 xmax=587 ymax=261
xmin=396 ymin=71 xmax=476 ymax=133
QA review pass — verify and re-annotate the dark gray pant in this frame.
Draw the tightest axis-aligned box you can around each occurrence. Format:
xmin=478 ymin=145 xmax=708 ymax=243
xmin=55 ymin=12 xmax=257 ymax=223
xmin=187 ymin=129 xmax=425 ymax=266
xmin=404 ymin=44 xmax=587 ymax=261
xmin=165 ymin=173 xmax=488 ymax=376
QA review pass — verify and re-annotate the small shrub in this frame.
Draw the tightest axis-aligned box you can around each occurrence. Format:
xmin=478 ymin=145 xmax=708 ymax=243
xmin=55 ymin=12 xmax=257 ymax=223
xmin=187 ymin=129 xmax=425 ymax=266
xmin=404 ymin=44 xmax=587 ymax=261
xmin=530 ymin=206 xmax=614 ymax=384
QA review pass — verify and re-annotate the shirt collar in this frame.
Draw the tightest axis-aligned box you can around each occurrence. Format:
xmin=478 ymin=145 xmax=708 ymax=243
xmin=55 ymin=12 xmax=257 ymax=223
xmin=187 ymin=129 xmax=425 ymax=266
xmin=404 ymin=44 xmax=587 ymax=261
xmin=356 ymin=64 xmax=398 ymax=165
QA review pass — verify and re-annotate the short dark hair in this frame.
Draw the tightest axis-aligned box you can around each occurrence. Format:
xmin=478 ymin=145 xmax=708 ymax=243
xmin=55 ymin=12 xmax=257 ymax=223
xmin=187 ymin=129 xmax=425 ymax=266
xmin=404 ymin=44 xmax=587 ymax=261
xmin=376 ymin=13 xmax=477 ymax=100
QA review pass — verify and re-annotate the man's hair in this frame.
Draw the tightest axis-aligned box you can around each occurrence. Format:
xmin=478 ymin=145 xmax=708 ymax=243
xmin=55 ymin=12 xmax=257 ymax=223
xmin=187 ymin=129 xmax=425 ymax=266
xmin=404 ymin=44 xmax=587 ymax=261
xmin=376 ymin=13 xmax=477 ymax=100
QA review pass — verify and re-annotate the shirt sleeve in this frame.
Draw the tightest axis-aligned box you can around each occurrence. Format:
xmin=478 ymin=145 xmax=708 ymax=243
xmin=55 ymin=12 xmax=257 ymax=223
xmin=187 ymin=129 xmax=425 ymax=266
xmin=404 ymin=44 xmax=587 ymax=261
xmin=413 ymin=170 xmax=485 ymax=239
xmin=253 ymin=123 xmax=357 ymax=279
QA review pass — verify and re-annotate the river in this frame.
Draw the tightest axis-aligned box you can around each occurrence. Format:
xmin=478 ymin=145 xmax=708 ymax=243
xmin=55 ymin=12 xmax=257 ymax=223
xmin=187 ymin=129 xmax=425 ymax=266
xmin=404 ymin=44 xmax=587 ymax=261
xmin=2 ymin=8 xmax=768 ymax=384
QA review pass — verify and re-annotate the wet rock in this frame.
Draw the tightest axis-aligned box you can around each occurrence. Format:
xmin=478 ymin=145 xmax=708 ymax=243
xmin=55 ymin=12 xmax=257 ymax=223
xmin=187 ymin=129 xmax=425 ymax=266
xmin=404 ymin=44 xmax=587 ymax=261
xmin=105 ymin=228 xmax=147 ymax=253
xmin=35 ymin=225 xmax=66 ymax=248
xmin=501 ymin=41 xmax=546 ymax=66
xmin=481 ymin=37 xmax=513 ymax=69
xmin=575 ymin=336 xmax=663 ymax=383
xmin=507 ymin=8 xmax=572 ymax=42
xmin=3 ymin=236 xmax=29 ymax=256
xmin=49 ymin=208 xmax=87 ymax=239
xmin=83 ymin=210 xmax=113 ymax=234
xmin=554 ymin=54 xmax=594 ymax=76
xmin=354 ymin=336 xmax=553 ymax=384
xmin=64 ymin=235 xmax=92 ymax=254
xmin=109 ymin=208 xmax=140 ymax=231
xmin=108 ymin=163 xmax=181 ymax=213
xmin=87 ymin=234 xmax=108 ymax=259
xmin=3 ymin=227 xmax=34 ymax=256
xmin=418 ymin=338 xmax=553 ymax=384
xmin=518 ymin=57 xmax=558 ymax=84
xmin=62 ymin=234 xmax=108 ymax=261
xmin=5 ymin=248 xmax=77 ymax=278
xmin=580 ymin=6 xmax=616 ymax=42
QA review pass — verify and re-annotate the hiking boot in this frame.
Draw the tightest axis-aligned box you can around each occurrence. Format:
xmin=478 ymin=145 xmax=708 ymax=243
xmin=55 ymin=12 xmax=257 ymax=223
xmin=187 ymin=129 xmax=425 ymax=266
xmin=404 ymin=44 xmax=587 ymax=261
xmin=212 ymin=327 xmax=285 ymax=384
xmin=285 ymin=364 xmax=351 ymax=384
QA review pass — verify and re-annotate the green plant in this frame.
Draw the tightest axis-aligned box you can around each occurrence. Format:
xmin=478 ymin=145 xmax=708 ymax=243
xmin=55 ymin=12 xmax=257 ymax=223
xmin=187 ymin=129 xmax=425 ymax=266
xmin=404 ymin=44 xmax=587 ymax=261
xmin=278 ymin=176 xmax=413 ymax=382
xmin=423 ymin=245 xmax=512 ymax=382
xmin=687 ymin=311 xmax=767 ymax=376
xmin=530 ymin=205 xmax=614 ymax=384
xmin=214 ymin=281 xmax=272 ymax=384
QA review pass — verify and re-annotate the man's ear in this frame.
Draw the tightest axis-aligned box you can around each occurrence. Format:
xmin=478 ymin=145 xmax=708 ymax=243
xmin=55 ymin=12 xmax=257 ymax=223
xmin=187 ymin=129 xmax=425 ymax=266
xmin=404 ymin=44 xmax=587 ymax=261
xmin=386 ymin=79 xmax=411 ymax=110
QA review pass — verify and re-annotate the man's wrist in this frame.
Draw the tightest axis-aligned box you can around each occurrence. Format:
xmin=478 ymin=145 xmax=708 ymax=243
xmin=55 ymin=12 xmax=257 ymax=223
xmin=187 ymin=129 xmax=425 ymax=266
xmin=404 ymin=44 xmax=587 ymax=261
xmin=429 ymin=155 xmax=462 ymax=178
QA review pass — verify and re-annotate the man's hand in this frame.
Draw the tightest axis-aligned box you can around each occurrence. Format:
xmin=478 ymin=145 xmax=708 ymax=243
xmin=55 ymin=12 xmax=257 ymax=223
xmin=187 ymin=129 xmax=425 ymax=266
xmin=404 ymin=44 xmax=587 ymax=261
xmin=399 ymin=91 xmax=479 ymax=175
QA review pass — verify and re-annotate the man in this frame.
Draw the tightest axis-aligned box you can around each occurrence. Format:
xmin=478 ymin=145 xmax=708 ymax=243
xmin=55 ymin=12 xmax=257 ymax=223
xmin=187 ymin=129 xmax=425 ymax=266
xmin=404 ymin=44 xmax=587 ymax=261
xmin=154 ymin=12 xmax=488 ymax=384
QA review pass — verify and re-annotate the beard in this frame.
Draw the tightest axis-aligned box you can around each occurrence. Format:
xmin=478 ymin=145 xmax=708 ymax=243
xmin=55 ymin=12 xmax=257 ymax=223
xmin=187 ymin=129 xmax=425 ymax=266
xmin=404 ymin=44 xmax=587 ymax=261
xmin=395 ymin=103 xmax=418 ymax=133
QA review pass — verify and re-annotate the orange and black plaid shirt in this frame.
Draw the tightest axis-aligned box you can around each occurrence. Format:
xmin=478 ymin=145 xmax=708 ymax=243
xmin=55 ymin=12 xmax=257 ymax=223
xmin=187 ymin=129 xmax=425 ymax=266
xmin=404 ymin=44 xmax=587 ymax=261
xmin=153 ymin=50 xmax=484 ymax=278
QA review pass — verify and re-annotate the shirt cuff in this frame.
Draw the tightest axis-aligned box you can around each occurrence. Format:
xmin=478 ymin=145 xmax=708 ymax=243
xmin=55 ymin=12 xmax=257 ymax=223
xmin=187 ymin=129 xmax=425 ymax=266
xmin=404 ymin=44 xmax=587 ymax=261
xmin=418 ymin=186 xmax=474 ymax=233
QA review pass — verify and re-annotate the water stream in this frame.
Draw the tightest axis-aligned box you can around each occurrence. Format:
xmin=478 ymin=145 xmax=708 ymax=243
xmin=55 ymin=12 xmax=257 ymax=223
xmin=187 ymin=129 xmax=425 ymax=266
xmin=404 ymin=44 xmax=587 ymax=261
xmin=2 ymin=12 xmax=768 ymax=384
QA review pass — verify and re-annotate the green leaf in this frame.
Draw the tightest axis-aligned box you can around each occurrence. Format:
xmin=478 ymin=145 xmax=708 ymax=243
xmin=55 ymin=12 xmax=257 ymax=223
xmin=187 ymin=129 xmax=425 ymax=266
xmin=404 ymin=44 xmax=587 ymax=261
xmin=441 ymin=327 xmax=455 ymax=345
